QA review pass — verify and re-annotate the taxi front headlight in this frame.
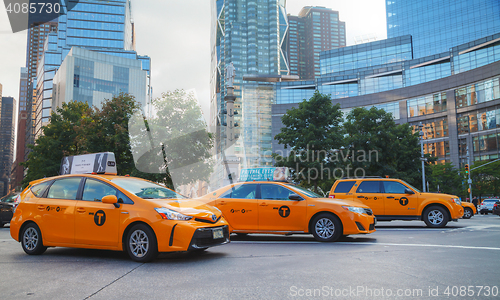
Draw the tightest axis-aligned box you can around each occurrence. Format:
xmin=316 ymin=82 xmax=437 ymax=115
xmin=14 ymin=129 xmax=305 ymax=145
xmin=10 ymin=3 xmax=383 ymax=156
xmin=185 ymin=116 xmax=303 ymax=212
xmin=155 ymin=207 xmax=193 ymax=221
xmin=451 ymin=198 xmax=461 ymax=205
xmin=342 ymin=206 xmax=368 ymax=215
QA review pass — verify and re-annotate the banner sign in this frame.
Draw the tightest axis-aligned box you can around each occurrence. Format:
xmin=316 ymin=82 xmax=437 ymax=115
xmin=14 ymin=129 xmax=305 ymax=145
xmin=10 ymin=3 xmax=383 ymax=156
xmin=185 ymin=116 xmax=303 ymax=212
xmin=239 ymin=167 xmax=289 ymax=182
xmin=60 ymin=152 xmax=117 ymax=175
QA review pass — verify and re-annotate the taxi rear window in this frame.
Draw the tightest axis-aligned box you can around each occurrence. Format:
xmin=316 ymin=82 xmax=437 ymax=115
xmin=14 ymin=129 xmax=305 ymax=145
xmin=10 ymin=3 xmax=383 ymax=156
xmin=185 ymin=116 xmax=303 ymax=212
xmin=334 ymin=181 xmax=356 ymax=193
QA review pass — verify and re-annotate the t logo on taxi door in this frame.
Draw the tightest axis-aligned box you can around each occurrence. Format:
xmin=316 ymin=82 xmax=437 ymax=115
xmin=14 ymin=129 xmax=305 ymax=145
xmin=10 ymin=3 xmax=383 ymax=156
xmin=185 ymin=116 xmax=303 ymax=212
xmin=278 ymin=206 xmax=290 ymax=218
xmin=94 ymin=210 xmax=106 ymax=226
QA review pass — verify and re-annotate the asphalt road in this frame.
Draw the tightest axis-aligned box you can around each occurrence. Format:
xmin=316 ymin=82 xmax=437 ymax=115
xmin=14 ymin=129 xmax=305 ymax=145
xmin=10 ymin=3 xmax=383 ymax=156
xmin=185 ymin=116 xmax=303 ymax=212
xmin=1 ymin=215 xmax=499 ymax=300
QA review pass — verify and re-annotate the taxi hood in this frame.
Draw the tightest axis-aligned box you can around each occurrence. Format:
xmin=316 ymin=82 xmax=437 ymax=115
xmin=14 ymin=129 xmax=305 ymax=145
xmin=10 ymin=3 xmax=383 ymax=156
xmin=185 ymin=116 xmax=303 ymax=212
xmin=154 ymin=199 xmax=221 ymax=221
xmin=314 ymin=197 xmax=371 ymax=208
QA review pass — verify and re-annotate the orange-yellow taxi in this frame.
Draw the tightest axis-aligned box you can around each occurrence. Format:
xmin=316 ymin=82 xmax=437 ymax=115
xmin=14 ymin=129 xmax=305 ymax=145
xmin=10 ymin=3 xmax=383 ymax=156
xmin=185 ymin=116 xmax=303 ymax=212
xmin=10 ymin=174 xmax=229 ymax=262
xmin=461 ymin=201 xmax=476 ymax=219
xmin=198 ymin=181 xmax=376 ymax=242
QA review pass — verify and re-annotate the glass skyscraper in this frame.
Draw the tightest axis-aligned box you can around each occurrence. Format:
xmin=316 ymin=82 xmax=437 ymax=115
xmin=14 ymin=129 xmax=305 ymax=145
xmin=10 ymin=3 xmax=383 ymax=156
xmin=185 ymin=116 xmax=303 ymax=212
xmin=33 ymin=0 xmax=151 ymax=139
xmin=386 ymin=0 xmax=500 ymax=58
xmin=210 ymin=0 xmax=289 ymax=187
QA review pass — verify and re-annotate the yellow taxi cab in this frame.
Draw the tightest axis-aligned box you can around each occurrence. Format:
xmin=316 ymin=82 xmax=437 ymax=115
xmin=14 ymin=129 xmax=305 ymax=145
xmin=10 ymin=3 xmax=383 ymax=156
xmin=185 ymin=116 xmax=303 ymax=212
xmin=10 ymin=153 xmax=229 ymax=262
xmin=329 ymin=177 xmax=464 ymax=227
xmin=197 ymin=167 xmax=376 ymax=242
xmin=461 ymin=201 xmax=476 ymax=219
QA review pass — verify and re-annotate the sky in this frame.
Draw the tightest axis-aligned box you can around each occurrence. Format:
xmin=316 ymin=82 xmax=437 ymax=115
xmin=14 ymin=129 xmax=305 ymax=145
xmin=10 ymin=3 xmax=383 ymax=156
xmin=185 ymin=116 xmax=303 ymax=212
xmin=0 ymin=0 xmax=386 ymax=120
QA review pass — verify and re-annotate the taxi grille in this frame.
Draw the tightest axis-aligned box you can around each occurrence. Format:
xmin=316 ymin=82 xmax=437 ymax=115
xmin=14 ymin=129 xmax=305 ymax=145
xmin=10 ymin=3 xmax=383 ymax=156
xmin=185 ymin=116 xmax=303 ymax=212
xmin=189 ymin=226 xmax=230 ymax=250
xmin=369 ymin=223 xmax=375 ymax=231
xmin=195 ymin=216 xmax=221 ymax=224
xmin=364 ymin=208 xmax=373 ymax=216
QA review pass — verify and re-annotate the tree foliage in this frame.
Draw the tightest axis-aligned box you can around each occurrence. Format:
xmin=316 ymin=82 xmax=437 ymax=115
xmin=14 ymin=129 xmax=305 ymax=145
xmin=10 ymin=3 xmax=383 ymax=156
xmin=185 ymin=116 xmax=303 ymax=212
xmin=273 ymin=91 xmax=343 ymax=192
xmin=427 ymin=162 xmax=463 ymax=196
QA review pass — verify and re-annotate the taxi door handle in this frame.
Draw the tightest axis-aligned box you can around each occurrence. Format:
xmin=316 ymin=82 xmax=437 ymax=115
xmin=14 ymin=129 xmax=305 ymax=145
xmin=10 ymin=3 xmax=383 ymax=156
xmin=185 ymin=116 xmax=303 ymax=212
xmin=387 ymin=196 xmax=394 ymax=199
xmin=219 ymin=201 xmax=226 ymax=205
xmin=76 ymin=208 xmax=86 ymax=213
xmin=37 ymin=205 xmax=45 ymax=211
xmin=260 ymin=203 xmax=268 ymax=206
xmin=357 ymin=196 xmax=365 ymax=198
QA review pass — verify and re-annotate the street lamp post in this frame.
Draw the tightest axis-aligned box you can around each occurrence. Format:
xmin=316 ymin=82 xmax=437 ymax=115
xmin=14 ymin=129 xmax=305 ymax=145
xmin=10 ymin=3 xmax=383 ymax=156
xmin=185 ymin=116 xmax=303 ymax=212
xmin=419 ymin=122 xmax=426 ymax=193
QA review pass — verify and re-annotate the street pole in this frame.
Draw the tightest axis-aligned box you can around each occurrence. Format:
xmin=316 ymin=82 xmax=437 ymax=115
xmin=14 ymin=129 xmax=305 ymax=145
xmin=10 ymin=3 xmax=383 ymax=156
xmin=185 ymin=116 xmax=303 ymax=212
xmin=467 ymin=147 xmax=473 ymax=202
xmin=419 ymin=122 xmax=426 ymax=193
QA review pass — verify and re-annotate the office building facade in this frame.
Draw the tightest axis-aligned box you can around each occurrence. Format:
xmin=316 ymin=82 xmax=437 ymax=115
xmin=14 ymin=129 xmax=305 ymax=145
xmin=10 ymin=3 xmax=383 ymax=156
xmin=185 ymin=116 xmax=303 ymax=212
xmin=52 ymin=47 xmax=148 ymax=109
xmin=32 ymin=0 xmax=151 ymax=140
xmin=272 ymin=1 xmax=500 ymax=170
xmin=210 ymin=0 xmax=290 ymax=188
xmin=287 ymin=7 xmax=345 ymax=80
xmin=386 ymin=0 xmax=500 ymax=58
xmin=0 ymin=96 xmax=16 ymax=197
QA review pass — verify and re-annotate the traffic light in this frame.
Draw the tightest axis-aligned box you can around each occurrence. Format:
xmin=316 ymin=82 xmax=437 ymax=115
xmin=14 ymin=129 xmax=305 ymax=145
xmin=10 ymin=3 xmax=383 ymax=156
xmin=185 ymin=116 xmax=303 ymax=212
xmin=468 ymin=188 xmax=471 ymax=193
xmin=465 ymin=164 xmax=469 ymax=174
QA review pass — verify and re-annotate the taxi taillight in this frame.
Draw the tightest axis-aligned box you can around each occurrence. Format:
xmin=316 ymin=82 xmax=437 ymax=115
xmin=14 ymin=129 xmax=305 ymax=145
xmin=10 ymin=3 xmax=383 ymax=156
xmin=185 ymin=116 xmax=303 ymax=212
xmin=329 ymin=195 xmax=335 ymax=199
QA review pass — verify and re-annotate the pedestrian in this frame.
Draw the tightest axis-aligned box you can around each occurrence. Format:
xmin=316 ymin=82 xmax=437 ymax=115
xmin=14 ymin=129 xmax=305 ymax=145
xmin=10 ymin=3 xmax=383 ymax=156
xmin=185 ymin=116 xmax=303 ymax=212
xmin=472 ymin=196 xmax=478 ymax=211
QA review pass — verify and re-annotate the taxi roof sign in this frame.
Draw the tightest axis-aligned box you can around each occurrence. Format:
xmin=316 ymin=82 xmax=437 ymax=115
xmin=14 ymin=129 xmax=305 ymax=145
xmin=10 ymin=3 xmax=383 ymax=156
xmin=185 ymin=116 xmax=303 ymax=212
xmin=239 ymin=167 xmax=289 ymax=182
xmin=60 ymin=152 xmax=117 ymax=175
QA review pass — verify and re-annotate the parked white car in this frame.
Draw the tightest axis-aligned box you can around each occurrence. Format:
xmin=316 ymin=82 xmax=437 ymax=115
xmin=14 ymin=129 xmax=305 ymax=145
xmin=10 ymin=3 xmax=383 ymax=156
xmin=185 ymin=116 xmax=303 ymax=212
xmin=479 ymin=199 xmax=498 ymax=214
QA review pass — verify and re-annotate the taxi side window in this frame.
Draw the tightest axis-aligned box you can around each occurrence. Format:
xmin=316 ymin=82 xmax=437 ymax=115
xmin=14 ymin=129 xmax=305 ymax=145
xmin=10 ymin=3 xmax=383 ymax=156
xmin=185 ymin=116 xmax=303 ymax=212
xmin=356 ymin=181 xmax=382 ymax=193
xmin=219 ymin=184 xmax=256 ymax=199
xmin=31 ymin=181 xmax=53 ymax=197
xmin=46 ymin=178 xmax=82 ymax=200
xmin=82 ymin=179 xmax=118 ymax=202
xmin=334 ymin=181 xmax=356 ymax=193
xmin=383 ymin=182 xmax=408 ymax=194
xmin=260 ymin=184 xmax=296 ymax=200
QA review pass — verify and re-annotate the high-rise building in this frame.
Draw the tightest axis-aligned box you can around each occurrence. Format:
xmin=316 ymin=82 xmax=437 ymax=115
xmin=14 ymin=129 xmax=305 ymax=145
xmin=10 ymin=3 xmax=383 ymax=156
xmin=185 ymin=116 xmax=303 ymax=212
xmin=271 ymin=1 xmax=500 ymax=172
xmin=386 ymin=0 xmax=500 ymax=58
xmin=287 ymin=7 xmax=346 ymax=80
xmin=24 ymin=23 xmax=58 ymax=155
xmin=210 ymin=0 xmax=290 ymax=188
xmin=0 ymin=95 xmax=16 ymax=197
xmin=12 ymin=68 xmax=29 ymax=190
xmin=52 ymin=47 xmax=148 ymax=109
xmin=31 ymin=0 xmax=151 ymax=140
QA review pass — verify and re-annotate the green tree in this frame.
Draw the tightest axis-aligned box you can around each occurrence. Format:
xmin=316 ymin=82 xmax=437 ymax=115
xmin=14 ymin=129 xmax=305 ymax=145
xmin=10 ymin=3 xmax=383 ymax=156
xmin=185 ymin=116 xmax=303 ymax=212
xmin=427 ymin=162 xmax=463 ymax=196
xmin=341 ymin=107 xmax=430 ymax=188
xmin=22 ymin=101 xmax=93 ymax=187
xmin=273 ymin=91 xmax=343 ymax=192
xmin=128 ymin=89 xmax=214 ymax=189
xmin=470 ymin=160 xmax=500 ymax=198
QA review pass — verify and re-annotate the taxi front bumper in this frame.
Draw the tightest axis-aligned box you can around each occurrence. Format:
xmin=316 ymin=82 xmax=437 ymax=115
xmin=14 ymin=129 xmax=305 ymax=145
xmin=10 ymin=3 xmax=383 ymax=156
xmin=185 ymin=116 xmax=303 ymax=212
xmin=343 ymin=213 xmax=376 ymax=235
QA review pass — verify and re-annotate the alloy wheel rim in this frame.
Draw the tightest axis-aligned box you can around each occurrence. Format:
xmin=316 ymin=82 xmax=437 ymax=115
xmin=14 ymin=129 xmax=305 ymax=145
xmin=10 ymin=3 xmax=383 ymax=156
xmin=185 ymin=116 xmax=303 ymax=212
xmin=315 ymin=218 xmax=335 ymax=239
xmin=428 ymin=210 xmax=444 ymax=225
xmin=130 ymin=230 xmax=149 ymax=258
xmin=23 ymin=227 xmax=38 ymax=251
xmin=464 ymin=210 xmax=471 ymax=218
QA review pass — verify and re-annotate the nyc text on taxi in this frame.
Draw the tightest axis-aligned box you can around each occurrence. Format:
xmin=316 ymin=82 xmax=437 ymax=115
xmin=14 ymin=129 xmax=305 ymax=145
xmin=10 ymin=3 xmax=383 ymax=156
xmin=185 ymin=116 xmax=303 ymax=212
xmin=10 ymin=153 xmax=229 ymax=262
xmin=199 ymin=171 xmax=376 ymax=242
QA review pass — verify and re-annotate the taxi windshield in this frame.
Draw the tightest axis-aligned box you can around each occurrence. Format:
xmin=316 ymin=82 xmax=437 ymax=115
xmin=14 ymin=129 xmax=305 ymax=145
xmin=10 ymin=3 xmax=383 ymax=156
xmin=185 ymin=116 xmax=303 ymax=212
xmin=286 ymin=184 xmax=321 ymax=198
xmin=400 ymin=180 xmax=421 ymax=193
xmin=111 ymin=178 xmax=186 ymax=199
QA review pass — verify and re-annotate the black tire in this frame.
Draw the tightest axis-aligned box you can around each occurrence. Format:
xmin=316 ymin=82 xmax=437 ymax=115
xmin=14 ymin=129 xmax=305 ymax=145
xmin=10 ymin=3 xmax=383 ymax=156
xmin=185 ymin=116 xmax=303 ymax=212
xmin=423 ymin=206 xmax=449 ymax=228
xmin=0 ymin=223 xmax=4 ymax=228
xmin=310 ymin=213 xmax=342 ymax=242
xmin=463 ymin=208 xmax=473 ymax=219
xmin=21 ymin=223 xmax=47 ymax=255
xmin=125 ymin=224 xmax=158 ymax=263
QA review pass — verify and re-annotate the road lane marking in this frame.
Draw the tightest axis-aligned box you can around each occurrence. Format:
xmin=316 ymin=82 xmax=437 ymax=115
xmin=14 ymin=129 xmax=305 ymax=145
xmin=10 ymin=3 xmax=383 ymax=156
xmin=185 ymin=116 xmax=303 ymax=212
xmin=231 ymin=241 xmax=500 ymax=251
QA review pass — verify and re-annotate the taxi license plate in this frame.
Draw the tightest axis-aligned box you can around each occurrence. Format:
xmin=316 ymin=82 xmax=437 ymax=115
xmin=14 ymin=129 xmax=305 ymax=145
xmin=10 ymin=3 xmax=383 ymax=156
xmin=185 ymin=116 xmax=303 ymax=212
xmin=212 ymin=228 xmax=224 ymax=239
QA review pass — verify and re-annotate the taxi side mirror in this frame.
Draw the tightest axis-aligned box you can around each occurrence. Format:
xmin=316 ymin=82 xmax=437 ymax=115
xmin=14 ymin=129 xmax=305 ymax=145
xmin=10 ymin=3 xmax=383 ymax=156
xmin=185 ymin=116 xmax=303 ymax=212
xmin=102 ymin=195 xmax=120 ymax=208
xmin=289 ymin=194 xmax=304 ymax=201
xmin=404 ymin=188 xmax=414 ymax=195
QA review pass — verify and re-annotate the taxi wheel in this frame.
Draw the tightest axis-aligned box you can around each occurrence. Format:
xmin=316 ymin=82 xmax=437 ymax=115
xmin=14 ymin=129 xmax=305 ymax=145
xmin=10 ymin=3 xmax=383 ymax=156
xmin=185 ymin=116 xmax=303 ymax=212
xmin=463 ymin=208 xmax=473 ymax=219
xmin=125 ymin=224 xmax=158 ymax=263
xmin=311 ymin=213 xmax=342 ymax=242
xmin=423 ymin=206 xmax=449 ymax=228
xmin=21 ymin=223 xmax=47 ymax=255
